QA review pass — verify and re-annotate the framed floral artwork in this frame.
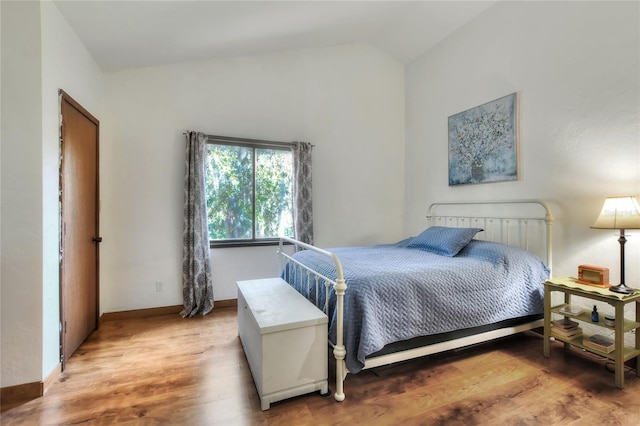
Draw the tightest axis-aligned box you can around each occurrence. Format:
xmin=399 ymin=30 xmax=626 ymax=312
xmin=448 ymin=93 xmax=519 ymax=185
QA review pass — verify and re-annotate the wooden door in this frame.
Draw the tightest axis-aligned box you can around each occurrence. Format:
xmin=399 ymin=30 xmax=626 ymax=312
xmin=59 ymin=90 xmax=100 ymax=367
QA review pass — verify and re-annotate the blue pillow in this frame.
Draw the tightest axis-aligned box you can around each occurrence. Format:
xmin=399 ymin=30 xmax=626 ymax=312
xmin=407 ymin=226 xmax=484 ymax=257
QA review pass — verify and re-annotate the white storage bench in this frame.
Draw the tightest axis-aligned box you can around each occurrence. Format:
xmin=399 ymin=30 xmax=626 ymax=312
xmin=237 ymin=278 xmax=329 ymax=410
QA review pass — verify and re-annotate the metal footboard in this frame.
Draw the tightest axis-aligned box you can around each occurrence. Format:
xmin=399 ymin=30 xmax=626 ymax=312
xmin=277 ymin=237 xmax=347 ymax=402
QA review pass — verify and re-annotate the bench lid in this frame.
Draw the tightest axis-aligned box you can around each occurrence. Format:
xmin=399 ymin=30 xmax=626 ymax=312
xmin=237 ymin=278 xmax=328 ymax=334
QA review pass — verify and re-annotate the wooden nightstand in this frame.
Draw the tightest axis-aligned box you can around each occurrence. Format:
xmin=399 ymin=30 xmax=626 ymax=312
xmin=543 ymin=277 xmax=640 ymax=388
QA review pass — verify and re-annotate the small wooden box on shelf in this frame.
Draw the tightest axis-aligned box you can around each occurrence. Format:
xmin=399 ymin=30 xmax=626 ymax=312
xmin=543 ymin=277 xmax=640 ymax=389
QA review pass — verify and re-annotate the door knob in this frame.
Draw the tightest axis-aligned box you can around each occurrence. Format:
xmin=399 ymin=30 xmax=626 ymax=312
xmin=92 ymin=236 xmax=103 ymax=243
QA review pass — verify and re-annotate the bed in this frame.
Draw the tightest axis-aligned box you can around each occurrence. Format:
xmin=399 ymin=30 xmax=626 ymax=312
xmin=277 ymin=199 xmax=554 ymax=402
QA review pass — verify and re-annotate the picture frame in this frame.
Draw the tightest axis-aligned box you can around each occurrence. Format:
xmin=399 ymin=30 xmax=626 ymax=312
xmin=448 ymin=92 xmax=519 ymax=186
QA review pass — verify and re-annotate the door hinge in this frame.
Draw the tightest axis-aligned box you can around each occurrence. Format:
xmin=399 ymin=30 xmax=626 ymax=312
xmin=64 ymin=320 xmax=67 ymax=334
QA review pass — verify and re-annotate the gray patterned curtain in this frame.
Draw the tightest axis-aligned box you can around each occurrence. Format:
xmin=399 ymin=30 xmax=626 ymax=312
xmin=291 ymin=141 xmax=314 ymax=245
xmin=181 ymin=131 xmax=214 ymax=317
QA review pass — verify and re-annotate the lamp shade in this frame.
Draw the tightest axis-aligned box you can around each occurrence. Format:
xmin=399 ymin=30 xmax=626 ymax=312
xmin=591 ymin=196 xmax=640 ymax=229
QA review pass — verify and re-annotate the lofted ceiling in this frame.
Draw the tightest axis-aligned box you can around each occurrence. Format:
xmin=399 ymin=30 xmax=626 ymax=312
xmin=53 ymin=0 xmax=497 ymax=73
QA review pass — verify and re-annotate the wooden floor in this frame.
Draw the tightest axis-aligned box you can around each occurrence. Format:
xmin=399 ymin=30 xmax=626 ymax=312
xmin=2 ymin=307 xmax=640 ymax=425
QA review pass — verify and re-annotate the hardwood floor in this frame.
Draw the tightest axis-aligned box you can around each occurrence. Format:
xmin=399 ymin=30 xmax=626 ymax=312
xmin=2 ymin=307 xmax=639 ymax=425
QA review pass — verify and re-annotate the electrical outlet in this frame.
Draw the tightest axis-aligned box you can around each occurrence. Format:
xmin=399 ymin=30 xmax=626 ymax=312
xmin=155 ymin=281 xmax=163 ymax=292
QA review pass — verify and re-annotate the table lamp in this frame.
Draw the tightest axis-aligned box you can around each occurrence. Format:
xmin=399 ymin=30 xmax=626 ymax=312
xmin=591 ymin=196 xmax=640 ymax=294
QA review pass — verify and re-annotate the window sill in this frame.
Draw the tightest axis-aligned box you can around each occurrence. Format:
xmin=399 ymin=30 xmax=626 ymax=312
xmin=210 ymin=240 xmax=291 ymax=249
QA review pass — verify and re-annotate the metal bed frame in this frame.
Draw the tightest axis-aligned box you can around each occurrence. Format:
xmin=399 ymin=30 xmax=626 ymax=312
xmin=277 ymin=199 xmax=554 ymax=402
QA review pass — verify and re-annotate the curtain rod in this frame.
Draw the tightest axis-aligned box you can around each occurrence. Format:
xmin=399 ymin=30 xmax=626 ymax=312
xmin=182 ymin=132 xmax=314 ymax=148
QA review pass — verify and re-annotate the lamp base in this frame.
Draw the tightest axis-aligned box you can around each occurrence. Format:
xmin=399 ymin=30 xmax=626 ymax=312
xmin=609 ymin=283 xmax=636 ymax=295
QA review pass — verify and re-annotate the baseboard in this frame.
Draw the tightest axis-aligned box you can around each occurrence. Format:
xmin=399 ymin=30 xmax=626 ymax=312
xmin=101 ymin=305 xmax=182 ymax=322
xmin=0 ymin=363 xmax=62 ymax=411
xmin=1 ymin=382 xmax=42 ymax=410
xmin=214 ymin=298 xmax=238 ymax=309
xmin=100 ymin=299 xmax=237 ymax=323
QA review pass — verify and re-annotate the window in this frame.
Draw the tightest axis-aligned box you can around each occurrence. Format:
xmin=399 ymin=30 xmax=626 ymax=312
xmin=205 ymin=136 xmax=293 ymax=246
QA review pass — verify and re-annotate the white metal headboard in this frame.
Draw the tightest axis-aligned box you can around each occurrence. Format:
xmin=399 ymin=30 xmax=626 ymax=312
xmin=426 ymin=199 xmax=554 ymax=274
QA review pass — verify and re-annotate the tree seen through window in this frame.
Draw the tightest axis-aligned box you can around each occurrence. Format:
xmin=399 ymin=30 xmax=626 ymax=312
xmin=205 ymin=142 xmax=293 ymax=243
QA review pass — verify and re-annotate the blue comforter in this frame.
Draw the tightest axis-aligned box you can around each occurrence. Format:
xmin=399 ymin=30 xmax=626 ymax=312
xmin=282 ymin=239 xmax=549 ymax=374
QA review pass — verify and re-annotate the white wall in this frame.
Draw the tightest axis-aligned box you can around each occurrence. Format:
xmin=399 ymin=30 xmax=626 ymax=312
xmin=101 ymin=43 xmax=405 ymax=311
xmin=0 ymin=0 xmax=3 ymax=389
xmin=40 ymin=0 xmax=104 ymax=384
xmin=0 ymin=1 xmax=103 ymax=388
xmin=405 ymin=1 xmax=639 ymax=285
xmin=1 ymin=0 xmax=44 ymax=388
xmin=6 ymin=0 xmax=635 ymax=390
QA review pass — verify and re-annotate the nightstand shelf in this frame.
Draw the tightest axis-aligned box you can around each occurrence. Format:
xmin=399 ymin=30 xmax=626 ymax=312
xmin=550 ymin=304 xmax=640 ymax=333
xmin=544 ymin=278 xmax=640 ymax=389
xmin=550 ymin=328 xmax=640 ymax=362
